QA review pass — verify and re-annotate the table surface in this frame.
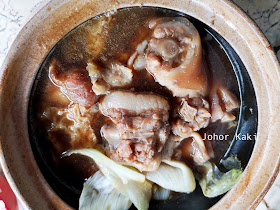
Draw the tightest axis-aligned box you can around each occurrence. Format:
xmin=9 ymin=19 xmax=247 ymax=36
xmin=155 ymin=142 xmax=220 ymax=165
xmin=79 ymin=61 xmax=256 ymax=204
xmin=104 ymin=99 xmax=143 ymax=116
xmin=0 ymin=0 xmax=280 ymax=209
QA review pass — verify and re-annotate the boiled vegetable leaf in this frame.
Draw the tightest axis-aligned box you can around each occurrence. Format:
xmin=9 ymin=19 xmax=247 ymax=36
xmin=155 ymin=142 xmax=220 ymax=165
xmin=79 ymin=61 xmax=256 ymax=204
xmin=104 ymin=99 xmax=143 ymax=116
xmin=145 ymin=160 xmax=196 ymax=193
xmin=79 ymin=171 xmax=132 ymax=210
xmin=66 ymin=149 xmax=152 ymax=210
xmin=199 ymin=161 xmax=242 ymax=198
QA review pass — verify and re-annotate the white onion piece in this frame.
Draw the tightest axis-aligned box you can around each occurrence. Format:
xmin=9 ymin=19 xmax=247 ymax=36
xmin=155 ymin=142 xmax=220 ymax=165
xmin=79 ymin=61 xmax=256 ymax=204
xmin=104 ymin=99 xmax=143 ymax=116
xmin=145 ymin=160 xmax=196 ymax=193
xmin=79 ymin=171 xmax=132 ymax=210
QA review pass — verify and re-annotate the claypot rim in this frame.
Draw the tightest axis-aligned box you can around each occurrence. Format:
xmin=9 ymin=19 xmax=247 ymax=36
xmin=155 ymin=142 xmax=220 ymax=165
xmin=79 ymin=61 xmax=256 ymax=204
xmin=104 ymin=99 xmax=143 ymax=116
xmin=0 ymin=0 xmax=280 ymax=209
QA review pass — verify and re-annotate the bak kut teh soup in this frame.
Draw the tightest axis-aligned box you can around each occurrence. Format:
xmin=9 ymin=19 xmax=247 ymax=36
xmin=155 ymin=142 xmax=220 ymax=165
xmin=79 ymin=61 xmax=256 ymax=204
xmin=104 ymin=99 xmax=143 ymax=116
xmin=29 ymin=7 xmax=246 ymax=210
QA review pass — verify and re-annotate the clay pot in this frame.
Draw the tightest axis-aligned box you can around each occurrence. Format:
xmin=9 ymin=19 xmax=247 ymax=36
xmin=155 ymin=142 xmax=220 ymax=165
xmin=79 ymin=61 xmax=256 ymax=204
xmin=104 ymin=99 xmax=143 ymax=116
xmin=0 ymin=0 xmax=279 ymax=209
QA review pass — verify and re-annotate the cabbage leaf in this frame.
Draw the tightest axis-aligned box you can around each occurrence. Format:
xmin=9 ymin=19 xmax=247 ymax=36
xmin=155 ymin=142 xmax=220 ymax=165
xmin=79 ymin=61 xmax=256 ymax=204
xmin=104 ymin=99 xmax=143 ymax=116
xmin=79 ymin=171 xmax=132 ymax=210
xmin=66 ymin=149 xmax=152 ymax=210
xmin=145 ymin=159 xmax=196 ymax=193
xmin=152 ymin=185 xmax=170 ymax=200
xmin=199 ymin=161 xmax=242 ymax=198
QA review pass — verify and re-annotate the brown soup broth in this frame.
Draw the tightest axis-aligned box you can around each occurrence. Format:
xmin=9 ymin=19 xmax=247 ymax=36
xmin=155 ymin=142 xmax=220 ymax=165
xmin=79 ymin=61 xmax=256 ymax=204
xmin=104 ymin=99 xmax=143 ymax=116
xmin=29 ymin=7 xmax=240 ymax=207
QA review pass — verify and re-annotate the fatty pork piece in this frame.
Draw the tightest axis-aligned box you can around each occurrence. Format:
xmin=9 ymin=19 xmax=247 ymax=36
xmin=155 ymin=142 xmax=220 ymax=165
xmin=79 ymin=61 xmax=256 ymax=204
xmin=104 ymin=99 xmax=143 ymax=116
xmin=128 ymin=40 xmax=148 ymax=71
xmin=162 ymin=133 xmax=210 ymax=165
xmin=49 ymin=59 xmax=99 ymax=107
xmin=145 ymin=17 xmax=208 ymax=98
xmin=172 ymin=96 xmax=211 ymax=138
xmin=42 ymin=104 xmax=97 ymax=155
xmin=100 ymin=91 xmax=170 ymax=171
xmin=44 ymin=81 xmax=71 ymax=106
xmin=86 ymin=61 xmax=133 ymax=95
xmin=210 ymin=86 xmax=239 ymax=123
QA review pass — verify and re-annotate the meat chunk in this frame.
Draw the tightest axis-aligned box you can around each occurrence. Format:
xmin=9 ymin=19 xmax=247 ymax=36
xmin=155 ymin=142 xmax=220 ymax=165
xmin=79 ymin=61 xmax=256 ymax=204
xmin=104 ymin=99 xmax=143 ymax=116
xmin=180 ymin=132 xmax=210 ymax=165
xmin=44 ymin=81 xmax=70 ymax=106
xmin=172 ymin=96 xmax=211 ymax=138
xmin=49 ymin=59 xmax=99 ymax=107
xmin=210 ymin=86 xmax=239 ymax=123
xmin=162 ymin=133 xmax=210 ymax=165
xmin=101 ymin=124 xmax=120 ymax=147
xmin=86 ymin=61 xmax=133 ymax=95
xmin=180 ymin=97 xmax=211 ymax=129
xmin=128 ymin=40 xmax=148 ymax=71
xmin=144 ymin=17 xmax=208 ymax=97
xmin=167 ymin=96 xmax=210 ymax=165
xmin=100 ymin=91 xmax=170 ymax=171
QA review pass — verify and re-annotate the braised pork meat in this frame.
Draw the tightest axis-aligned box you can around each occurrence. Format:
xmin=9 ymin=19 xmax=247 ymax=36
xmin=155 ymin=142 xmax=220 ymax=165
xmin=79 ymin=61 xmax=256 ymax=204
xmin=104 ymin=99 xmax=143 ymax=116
xmin=100 ymin=91 xmax=170 ymax=171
